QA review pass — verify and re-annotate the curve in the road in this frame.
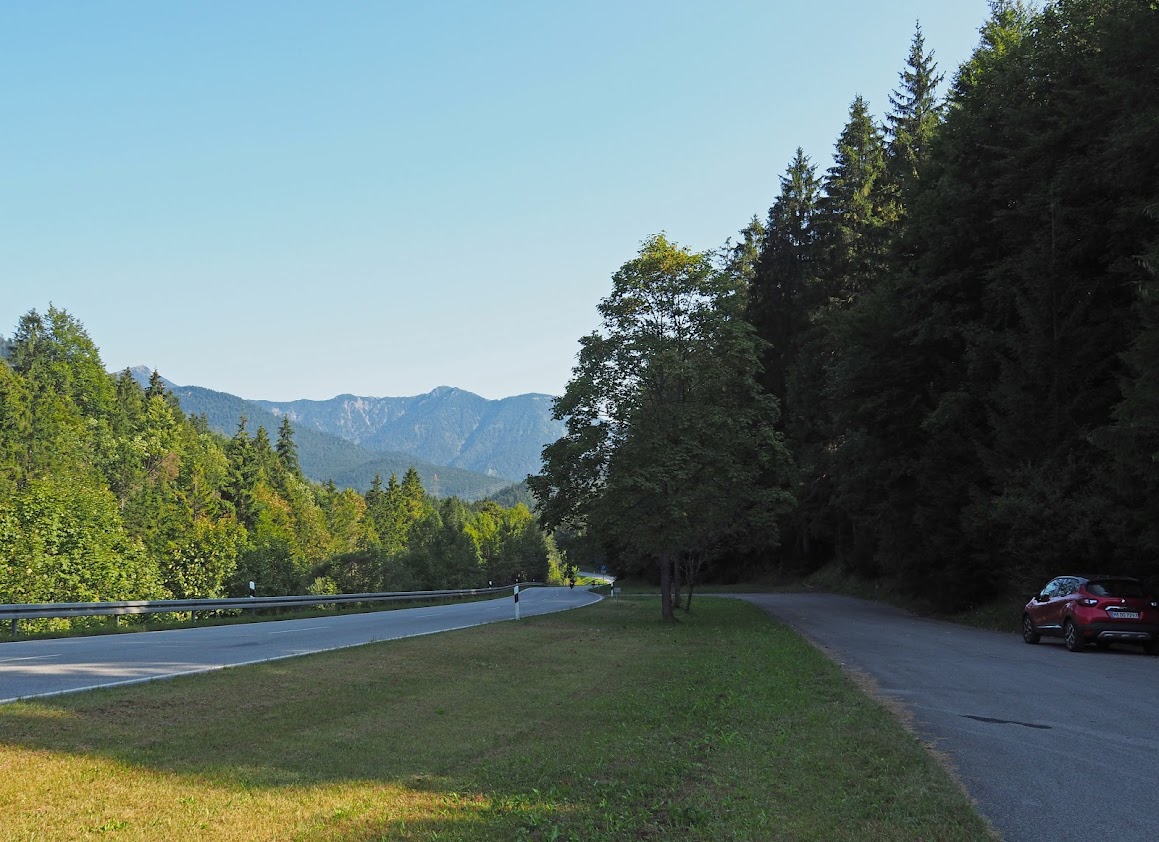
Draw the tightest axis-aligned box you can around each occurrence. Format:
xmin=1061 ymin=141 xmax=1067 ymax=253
xmin=0 ymin=586 xmax=600 ymax=704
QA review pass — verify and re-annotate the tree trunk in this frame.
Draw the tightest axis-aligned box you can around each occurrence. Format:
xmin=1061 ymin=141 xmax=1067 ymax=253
xmin=672 ymin=552 xmax=683 ymax=610
xmin=685 ymin=550 xmax=701 ymax=612
xmin=659 ymin=551 xmax=674 ymax=621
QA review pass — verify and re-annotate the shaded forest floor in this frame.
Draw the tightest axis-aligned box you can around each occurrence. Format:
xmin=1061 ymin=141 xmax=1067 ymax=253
xmin=610 ymin=564 xmax=1028 ymax=634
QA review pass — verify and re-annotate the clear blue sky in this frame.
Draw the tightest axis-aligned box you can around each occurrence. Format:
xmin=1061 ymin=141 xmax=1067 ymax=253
xmin=2 ymin=1 xmax=992 ymax=401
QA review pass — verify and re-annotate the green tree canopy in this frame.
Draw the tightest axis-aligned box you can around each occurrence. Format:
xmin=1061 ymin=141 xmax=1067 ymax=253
xmin=532 ymin=234 xmax=794 ymax=620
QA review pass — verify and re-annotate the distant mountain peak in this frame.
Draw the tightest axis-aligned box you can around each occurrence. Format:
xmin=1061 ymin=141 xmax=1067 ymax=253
xmin=126 ymin=366 xmax=177 ymax=391
xmin=136 ymin=376 xmax=566 ymax=490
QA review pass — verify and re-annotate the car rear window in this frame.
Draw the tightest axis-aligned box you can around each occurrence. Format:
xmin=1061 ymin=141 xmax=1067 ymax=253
xmin=1087 ymin=579 xmax=1144 ymax=598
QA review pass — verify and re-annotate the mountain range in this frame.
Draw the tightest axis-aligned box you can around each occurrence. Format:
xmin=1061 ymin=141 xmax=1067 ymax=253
xmin=129 ymin=368 xmax=564 ymax=500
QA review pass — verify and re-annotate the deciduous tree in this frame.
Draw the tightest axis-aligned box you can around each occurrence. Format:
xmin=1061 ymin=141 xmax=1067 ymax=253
xmin=532 ymin=234 xmax=793 ymax=620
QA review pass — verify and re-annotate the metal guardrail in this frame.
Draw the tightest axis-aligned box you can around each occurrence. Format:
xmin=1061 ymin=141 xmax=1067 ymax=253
xmin=0 ymin=584 xmax=543 ymax=637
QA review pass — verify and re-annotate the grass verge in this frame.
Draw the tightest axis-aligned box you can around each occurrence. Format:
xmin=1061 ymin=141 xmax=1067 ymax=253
xmin=0 ymin=597 xmax=994 ymax=841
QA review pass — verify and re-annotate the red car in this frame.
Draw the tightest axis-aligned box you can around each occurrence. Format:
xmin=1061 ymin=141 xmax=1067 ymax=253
xmin=1022 ymin=575 xmax=1159 ymax=654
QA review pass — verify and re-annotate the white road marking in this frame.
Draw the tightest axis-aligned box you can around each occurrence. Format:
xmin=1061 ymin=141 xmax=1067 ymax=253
xmin=0 ymin=654 xmax=62 ymax=663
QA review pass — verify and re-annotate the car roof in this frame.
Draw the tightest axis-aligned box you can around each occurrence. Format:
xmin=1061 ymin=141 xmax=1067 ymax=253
xmin=1068 ymin=574 xmax=1143 ymax=584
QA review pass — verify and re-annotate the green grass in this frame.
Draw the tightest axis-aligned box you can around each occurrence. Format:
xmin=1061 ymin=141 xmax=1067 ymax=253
xmin=0 ymin=598 xmax=994 ymax=841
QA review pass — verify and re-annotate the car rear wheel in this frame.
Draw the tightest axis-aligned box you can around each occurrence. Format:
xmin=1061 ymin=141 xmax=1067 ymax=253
xmin=1064 ymin=620 xmax=1085 ymax=652
xmin=1144 ymin=639 xmax=1158 ymax=656
xmin=1022 ymin=615 xmax=1040 ymax=644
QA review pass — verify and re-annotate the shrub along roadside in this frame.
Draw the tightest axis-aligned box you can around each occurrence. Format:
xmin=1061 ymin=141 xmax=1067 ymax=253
xmin=0 ymin=598 xmax=994 ymax=840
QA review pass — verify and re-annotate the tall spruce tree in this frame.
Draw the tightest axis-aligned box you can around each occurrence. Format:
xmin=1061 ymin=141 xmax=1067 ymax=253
xmin=818 ymin=95 xmax=891 ymax=300
xmin=777 ymin=98 xmax=892 ymax=570
xmin=145 ymin=369 xmax=166 ymax=400
xmin=824 ymin=43 xmax=936 ymax=559
xmin=252 ymin=425 xmax=277 ymax=484
xmin=821 ymin=7 xmax=1027 ymax=595
xmin=224 ymin=416 xmax=259 ymax=527
xmin=885 ymin=22 xmax=944 ymax=208
xmin=275 ymin=416 xmax=301 ymax=478
xmin=720 ymin=215 xmax=765 ymax=288
xmin=747 ymin=148 xmax=823 ymax=405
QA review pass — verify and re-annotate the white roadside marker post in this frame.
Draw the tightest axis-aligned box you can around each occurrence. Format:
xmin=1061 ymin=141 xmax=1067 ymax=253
xmin=514 ymin=584 xmax=520 ymax=620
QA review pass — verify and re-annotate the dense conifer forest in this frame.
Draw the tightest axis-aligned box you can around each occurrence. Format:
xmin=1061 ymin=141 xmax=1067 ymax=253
xmin=532 ymin=0 xmax=1159 ymax=617
xmin=0 ymin=307 xmax=565 ymax=618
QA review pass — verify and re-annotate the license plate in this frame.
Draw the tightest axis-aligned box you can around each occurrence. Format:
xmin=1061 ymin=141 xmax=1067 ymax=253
xmin=1110 ymin=611 xmax=1140 ymax=619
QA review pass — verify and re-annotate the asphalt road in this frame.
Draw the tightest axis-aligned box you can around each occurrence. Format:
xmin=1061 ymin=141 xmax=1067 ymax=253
xmin=738 ymin=593 xmax=1159 ymax=842
xmin=0 ymin=586 xmax=600 ymax=704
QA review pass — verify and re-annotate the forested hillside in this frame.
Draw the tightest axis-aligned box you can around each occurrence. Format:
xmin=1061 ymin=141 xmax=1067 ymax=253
xmin=0 ymin=310 xmax=564 ymax=617
xmin=534 ymin=0 xmax=1159 ymax=615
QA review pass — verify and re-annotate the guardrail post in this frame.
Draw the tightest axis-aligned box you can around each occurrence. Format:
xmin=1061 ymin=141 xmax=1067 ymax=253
xmin=10 ymin=618 xmax=16 ymax=638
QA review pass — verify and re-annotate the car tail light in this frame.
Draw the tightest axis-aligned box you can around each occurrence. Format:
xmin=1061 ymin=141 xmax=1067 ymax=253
xmin=1080 ymin=598 xmax=1098 ymax=606
xmin=1151 ymin=600 xmax=1158 ymax=608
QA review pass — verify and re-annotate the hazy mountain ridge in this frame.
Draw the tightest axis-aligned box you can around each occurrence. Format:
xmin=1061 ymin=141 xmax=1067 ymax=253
xmin=127 ymin=369 xmax=511 ymax=500
xmin=251 ymin=386 xmax=563 ymax=480
xmin=128 ymin=369 xmax=562 ymax=495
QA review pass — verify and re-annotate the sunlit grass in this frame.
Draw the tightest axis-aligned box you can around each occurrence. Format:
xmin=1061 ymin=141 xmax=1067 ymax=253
xmin=0 ymin=598 xmax=994 ymax=840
